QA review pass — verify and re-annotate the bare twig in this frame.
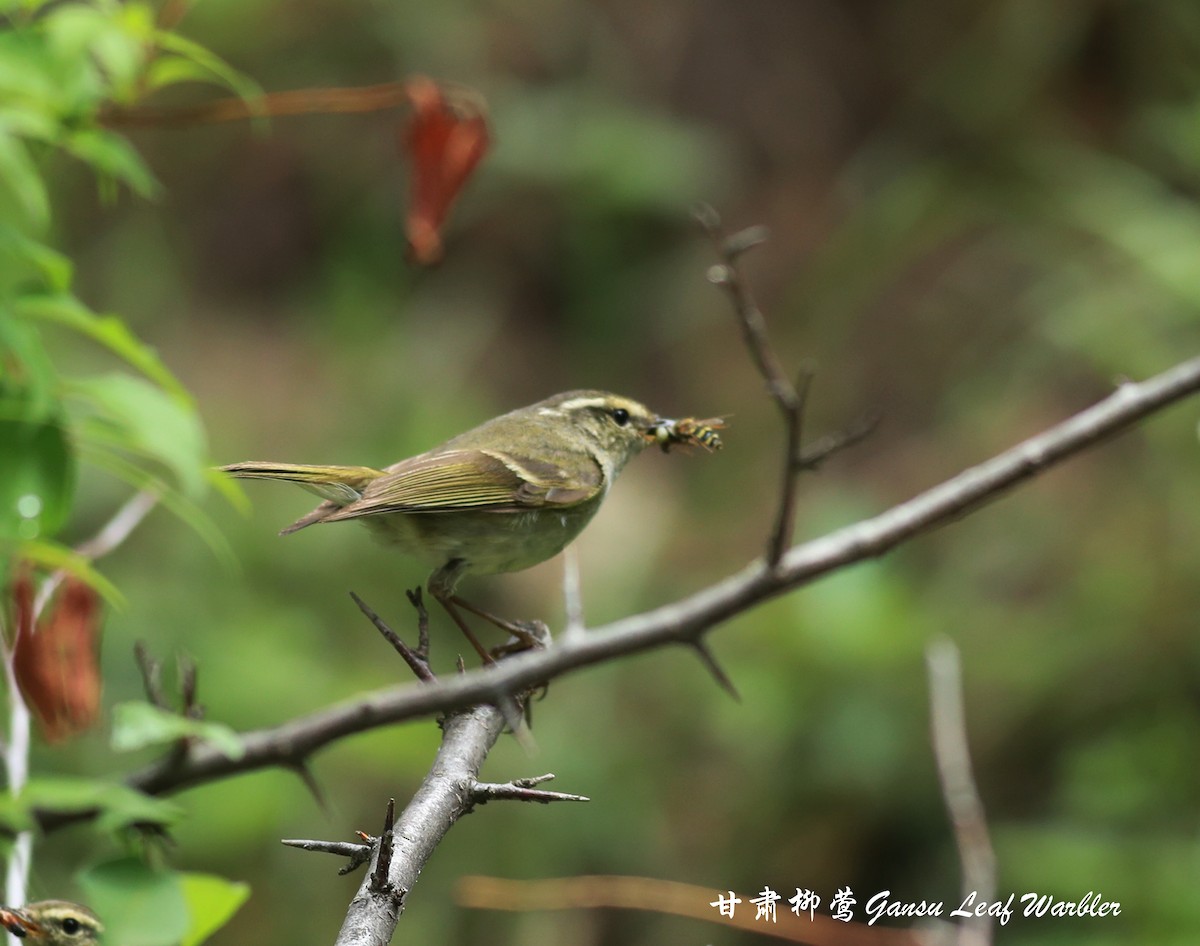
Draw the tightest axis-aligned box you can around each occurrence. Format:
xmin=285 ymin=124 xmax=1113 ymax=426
xmin=405 ymin=588 xmax=431 ymax=663
xmin=696 ymin=206 xmax=807 ymax=568
xmin=76 ymin=491 xmax=159 ymax=557
xmin=179 ymin=653 xmax=200 ymax=718
xmin=282 ymin=838 xmax=371 ymax=858
xmin=281 ymin=838 xmax=373 ymax=876
xmin=134 ymin=642 xmax=167 ymax=709
xmin=797 ymin=412 xmax=882 ymax=472
xmin=29 ymin=353 xmax=1200 ymax=830
xmin=471 ymin=774 xmax=590 ymax=805
xmin=561 ymin=545 xmax=586 ymax=640
xmin=927 ymin=638 xmax=995 ymax=946
xmin=33 ymin=491 xmax=158 ymax=616
xmin=369 ymin=799 xmax=396 ymax=895
xmin=351 ymin=592 xmax=435 ymax=683
xmin=100 ymin=83 xmax=414 ymax=127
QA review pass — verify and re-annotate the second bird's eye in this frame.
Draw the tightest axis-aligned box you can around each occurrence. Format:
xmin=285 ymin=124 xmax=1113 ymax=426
xmin=61 ymin=918 xmax=81 ymax=935
xmin=610 ymin=408 xmax=630 ymax=426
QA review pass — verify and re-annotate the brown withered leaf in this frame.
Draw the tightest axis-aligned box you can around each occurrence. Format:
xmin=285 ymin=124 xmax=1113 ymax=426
xmin=12 ymin=574 xmax=103 ymax=743
xmin=400 ymin=76 xmax=491 ymax=265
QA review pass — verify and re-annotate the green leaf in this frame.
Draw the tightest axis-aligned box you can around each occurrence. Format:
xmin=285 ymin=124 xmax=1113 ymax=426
xmin=179 ymin=874 xmax=250 ymax=946
xmin=0 ymin=223 xmax=74 ymax=291
xmin=111 ymin=702 xmax=245 ymax=760
xmin=41 ymin=2 xmax=152 ymax=103
xmin=15 ymin=538 xmax=124 ymax=606
xmin=152 ymin=31 xmax=263 ymax=103
xmin=68 ymin=373 xmax=208 ymax=497
xmin=0 ymin=312 xmax=58 ymax=418
xmin=0 ymin=411 xmax=76 ymax=541
xmin=0 ymin=31 xmax=58 ymax=106
xmin=206 ymin=464 xmax=251 ymax=515
xmin=92 ymin=3 xmax=155 ymax=101
xmin=0 ymin=106 xmax=60 ymax=145
xmin=75 ymin=445 xmax=236 ymax=570
xmin=78 ymin=858 xmax=190 ymax=946
xmin=14 ymin=292 xmax=193 ymax=405
xmin=0 ymin=129 xmax=50 ymax=229
xmin=0 ymin=777 xmax=181 ymax=834
xmin=62 ymin=128 xmax=160 ymax=198
xmin=143 ymin=56 xmax=226 ymax=93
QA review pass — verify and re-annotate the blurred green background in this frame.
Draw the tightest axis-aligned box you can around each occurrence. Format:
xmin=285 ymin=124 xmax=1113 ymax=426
xmin=19 ymin=0 xmax=1200 ymax=942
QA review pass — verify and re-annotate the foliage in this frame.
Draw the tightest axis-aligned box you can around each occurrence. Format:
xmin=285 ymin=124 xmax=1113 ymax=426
xmin=0 ymin=0 xmax=250 ymax=580
xmin=0 ymin=2 xmax=254 ymax=942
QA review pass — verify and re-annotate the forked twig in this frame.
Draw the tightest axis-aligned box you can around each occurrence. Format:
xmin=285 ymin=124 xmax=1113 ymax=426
xmin=696 ymin=205 xmax=806 ymax=568
xmin=350 ymin=591 xmax=435 ymax=683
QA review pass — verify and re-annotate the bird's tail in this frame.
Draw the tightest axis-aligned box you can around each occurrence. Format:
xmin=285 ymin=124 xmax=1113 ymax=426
xmin=220 ymin=461 xmax=386 ymax=507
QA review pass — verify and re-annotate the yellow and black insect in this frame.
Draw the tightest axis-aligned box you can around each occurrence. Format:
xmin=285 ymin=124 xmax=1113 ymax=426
xmin=651 ymin=417 xmax=726 ymax=453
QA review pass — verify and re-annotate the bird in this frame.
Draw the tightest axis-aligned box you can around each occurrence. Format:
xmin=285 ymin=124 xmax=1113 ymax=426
xmin=222 ymin=390 xmax=689 ymax=660
xmin=0 ymin=900 xmax=103 ymax=944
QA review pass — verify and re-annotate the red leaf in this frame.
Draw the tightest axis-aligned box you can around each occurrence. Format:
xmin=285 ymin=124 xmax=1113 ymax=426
xmin=401 ymin=76 xmax=491 ymax=265
xmin=11 ymin=573 xmax=103 ymax=744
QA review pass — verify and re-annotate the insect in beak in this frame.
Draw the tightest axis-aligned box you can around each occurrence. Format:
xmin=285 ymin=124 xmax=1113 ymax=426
xmin=649 ymin=417 xmax=726 ymax=453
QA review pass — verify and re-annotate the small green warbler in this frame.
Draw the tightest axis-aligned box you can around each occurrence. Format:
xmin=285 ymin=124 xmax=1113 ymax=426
xmin=223 ymin=390 xmax=720 ymax=658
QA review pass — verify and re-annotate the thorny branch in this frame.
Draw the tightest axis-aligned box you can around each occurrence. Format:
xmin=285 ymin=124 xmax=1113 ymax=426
xmin=323 ymin=703 xmax=593 ymax=945
xmin=331 ymin=705 xmax=507 ymax=946
xmin=23 ymin=347 xmax=1197 ymax=828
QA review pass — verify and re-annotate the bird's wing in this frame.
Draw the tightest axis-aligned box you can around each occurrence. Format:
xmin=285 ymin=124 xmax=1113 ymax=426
xmin=320 ymin=449 xmax=602 ymax=520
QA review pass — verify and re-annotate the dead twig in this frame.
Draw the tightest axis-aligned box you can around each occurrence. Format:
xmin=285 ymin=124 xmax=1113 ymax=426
xmin=696 ymin=205 xmax=807 ymax=569
xmin=100 ymin=83 xmax=414 ymax=127
xmin=927 ymin=638 xmax=995 ymax=946
xmin=350 ymin=591 xmax=435 ymax=683
xmin=455 ymin=875 xmax=925 ymax=945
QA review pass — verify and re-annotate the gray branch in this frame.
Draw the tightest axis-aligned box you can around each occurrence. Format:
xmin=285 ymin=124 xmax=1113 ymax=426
xmin=78 ymin=352 xmax=1200 ymax=806
xmin=333 ymin=704 xmax=507 ymax=946
xmin=29 ymin=354 xmax=1200 ymax=836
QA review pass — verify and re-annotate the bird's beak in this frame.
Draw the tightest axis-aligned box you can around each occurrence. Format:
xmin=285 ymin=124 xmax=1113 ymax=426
xmin=0 ymin=907 xmax=38 ymax=937
xmin=643 ymin=417 xmax=674 ymax=442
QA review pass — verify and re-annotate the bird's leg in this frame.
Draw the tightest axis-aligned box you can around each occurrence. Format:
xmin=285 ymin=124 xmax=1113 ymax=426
xmin=447 ymin=595 xmax=549 ymax=652
xmin=427 ymin=559 xmax=496 ymax=664
xmin=428 ymin=560 xmax=548 ymax=661
xmin=429 ymin=588 xmax=495 ymax=665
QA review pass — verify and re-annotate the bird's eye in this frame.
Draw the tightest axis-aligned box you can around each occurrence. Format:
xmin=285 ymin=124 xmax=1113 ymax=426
xmin=60 ymin=918 xmax=81 ymax=935
xmin=610 ymin=408 xmax=630 ymax=426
